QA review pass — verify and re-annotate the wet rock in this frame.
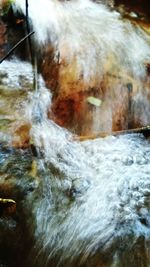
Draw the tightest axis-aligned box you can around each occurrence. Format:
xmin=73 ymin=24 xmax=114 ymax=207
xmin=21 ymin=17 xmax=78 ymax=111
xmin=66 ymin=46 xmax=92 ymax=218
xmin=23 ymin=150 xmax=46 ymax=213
xmin=115 ymin=0 xmax=150 ymax=18
xmin=46 ymin=62 xmax=145 ymax=135
xmin=0 ymin=4 xmax=29 ymax=60
xmin=1 ymin=2 xmax=150 ymax=137
xmin=12 ymin=123 xmax=31 ymax=148
xmin=0 ymin=19 xmax=7 ymax=58
xmin=40 ymin=39 xmax=150 ymax=136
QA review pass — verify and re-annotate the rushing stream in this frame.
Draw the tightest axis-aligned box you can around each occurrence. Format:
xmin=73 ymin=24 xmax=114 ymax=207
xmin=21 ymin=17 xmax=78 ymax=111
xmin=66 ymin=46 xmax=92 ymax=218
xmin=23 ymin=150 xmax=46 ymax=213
xmin=0 ymin=59 xmax=150 ymax=267
xmin=0 ymin=0 xmax=150 ymax=267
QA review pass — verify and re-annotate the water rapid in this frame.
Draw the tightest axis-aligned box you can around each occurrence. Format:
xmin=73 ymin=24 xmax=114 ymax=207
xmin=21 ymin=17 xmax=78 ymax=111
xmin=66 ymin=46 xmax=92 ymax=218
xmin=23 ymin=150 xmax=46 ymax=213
xmin=1 ymin=58 xmax=150 ymax=266
xmin=0 ymin=0 xmax=150 ymax=266
xmin=22 ymin=62 xmax=150 ymax=266
xmin=14 ymin=0 xmax=150 ymax=79
xmin=13 ymin=0 xmax=150 ymax=135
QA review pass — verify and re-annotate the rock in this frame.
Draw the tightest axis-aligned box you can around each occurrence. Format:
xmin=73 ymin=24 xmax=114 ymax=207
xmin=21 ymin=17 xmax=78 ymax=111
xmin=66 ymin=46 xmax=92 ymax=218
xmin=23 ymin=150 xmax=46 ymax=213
xmin=115 ymin=0 xmax=150 ymax=18
xmin=12 ymin=123 xmax=31 ymax=148
xmin=0 ymin=19 xmax=7 ymax=58
xmin=1 ymin=0 xmax=150 ymax=138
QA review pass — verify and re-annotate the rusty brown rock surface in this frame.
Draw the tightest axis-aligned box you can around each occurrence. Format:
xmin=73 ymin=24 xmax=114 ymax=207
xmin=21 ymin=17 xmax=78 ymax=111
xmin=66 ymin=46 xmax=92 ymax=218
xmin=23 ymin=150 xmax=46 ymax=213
xmin=38 ymin=2 xmax=150 ymax=137
xmin=1 ymin=1 xmax=150 ymax=137
xmin=0 ymin=19 xmax=7 ymax=58
xmin=41 ymin=43 xmax=150 ymax=136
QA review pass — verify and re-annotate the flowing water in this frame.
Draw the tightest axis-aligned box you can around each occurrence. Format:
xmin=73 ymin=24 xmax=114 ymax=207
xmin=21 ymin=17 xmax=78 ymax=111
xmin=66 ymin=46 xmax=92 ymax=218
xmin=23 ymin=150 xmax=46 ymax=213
xmin=0 ymin=58 xmax=150 ymax=267
xmin=14 ymin=0 xmax=150 ymax=79
xmin=0 ymin=0 xmax=150 ymax=267
xmin=13 ymin=0 xmax=150 ymax=134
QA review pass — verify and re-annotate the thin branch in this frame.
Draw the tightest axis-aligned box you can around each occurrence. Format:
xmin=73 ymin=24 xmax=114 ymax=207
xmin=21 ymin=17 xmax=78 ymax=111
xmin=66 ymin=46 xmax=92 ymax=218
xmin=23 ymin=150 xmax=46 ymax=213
xmin=75 ymin=125 xmax=150 ymax=141
xmin=25 ymin=0 xmax=34 ymax=65
xmin=0 ymin=31 xmax=35 ymax=64
xmin=25 ymin=0 xmax=38 ymax=91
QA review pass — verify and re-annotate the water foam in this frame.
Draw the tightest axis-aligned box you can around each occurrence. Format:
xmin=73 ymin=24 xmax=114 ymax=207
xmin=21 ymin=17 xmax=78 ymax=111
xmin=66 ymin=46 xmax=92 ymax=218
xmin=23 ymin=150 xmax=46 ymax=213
xmin=14 ymin=0 xmax=150 ymax=80
xmin=25 ymin=85 xmax=150 ymax=266
xmin=9 ymin=1 xmax=150 ymax=264
xmin=1 ymin=58 xmax=149 ymax=265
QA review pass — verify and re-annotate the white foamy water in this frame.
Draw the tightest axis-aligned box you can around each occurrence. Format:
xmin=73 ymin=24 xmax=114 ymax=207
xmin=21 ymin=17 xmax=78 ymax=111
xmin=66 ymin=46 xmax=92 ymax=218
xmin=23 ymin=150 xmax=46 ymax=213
xmin=0 ymin=58 xmax=33 ymax=88
xmin=12 ymin=0 xmax=150 ymax=135
xmin=0 ymin=57 xmax=149 ymax=265
xmin=14 ymin=0 xmax=150 ymax=80
xmin=25 ymin=85 xmax=150 ymax=266
xmin=0 ymin=58 xmax=45 ymax=90
xmin=4 ymin=0 xmax=150 ymax=263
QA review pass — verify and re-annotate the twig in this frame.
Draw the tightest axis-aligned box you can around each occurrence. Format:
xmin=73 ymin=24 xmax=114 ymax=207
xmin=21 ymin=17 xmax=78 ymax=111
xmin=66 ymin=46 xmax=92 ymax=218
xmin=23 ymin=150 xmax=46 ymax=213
xmin=0 ymin=31 xmax=35 ymax=64
xmin=25 ymin=0 xmax=34 ymax=65
xmin=75 ymin=125 xmax=150 ymax=141
xmin=25 ymin=0 xmax=38 ymax=91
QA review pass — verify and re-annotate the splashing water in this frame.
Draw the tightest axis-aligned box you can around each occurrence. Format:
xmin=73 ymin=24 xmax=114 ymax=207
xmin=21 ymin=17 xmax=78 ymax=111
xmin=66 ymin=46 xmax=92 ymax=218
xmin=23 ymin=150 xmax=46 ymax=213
xmin=14 ymin=0 xmax=150 ymax=80
xmin=13 ymin=0 xmax=150 ymax=135
xmin=23 ymin=80 xmax=150 ymax=267
xmin=2 ymin=0 xmax=150 ymax=266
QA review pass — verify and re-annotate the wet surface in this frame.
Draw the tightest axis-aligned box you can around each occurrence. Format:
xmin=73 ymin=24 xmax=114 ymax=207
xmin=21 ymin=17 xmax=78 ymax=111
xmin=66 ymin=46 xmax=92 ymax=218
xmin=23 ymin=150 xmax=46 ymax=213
xmin=0 ymin=1 xmax=150 ymax=264
xmin=0 ymin=60 xmax=150 ymax=266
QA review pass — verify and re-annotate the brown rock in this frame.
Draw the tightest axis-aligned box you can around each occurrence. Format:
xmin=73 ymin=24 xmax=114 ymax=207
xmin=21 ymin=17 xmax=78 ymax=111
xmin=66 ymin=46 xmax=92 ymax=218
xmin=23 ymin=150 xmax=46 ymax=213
xmin=41 ymin=45 xmax=150 ymax=136
xmin=0 ymin=19 xmax=7 ymax=58
xmin=12 ymin=123 xmax=31 ymax=148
